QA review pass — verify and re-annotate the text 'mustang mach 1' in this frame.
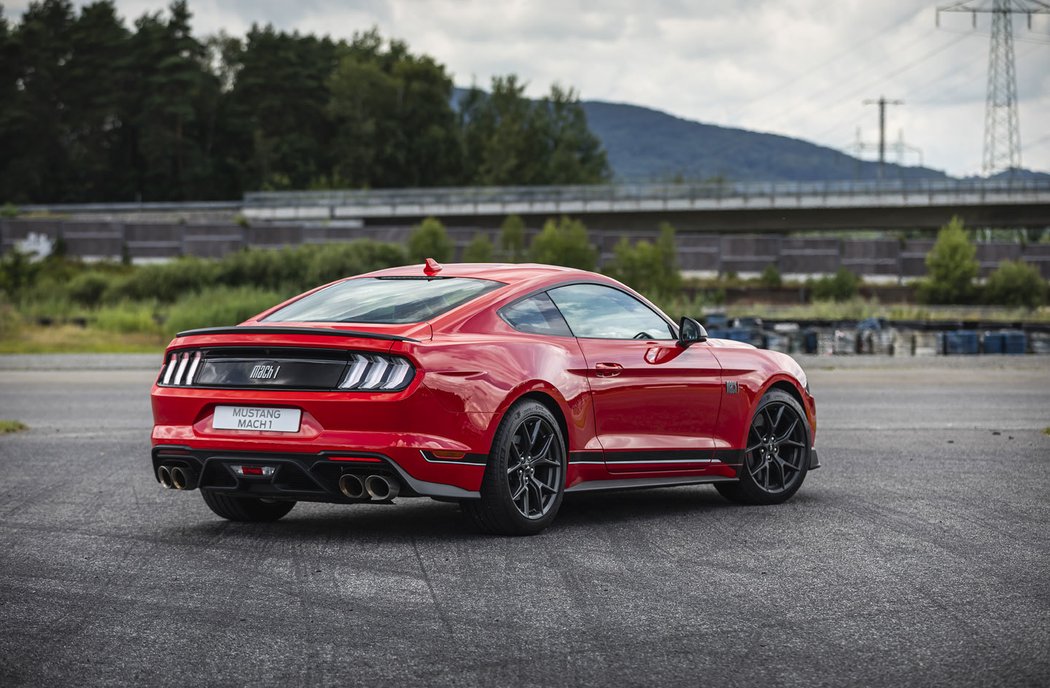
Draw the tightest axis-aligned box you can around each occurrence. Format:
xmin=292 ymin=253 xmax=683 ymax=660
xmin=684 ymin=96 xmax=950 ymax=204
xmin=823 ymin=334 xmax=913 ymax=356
xmin=150 ymin=261 xmax=819 ymax=535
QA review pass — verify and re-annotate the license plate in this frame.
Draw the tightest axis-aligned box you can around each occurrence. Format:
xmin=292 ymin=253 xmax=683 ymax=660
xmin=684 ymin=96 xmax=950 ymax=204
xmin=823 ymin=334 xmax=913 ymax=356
xmin=213 ymin=406 xmax=302 ymax=433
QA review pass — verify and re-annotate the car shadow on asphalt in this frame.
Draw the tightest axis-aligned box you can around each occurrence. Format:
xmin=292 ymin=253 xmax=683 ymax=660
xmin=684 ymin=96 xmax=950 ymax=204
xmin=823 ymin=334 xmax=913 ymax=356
xmin=166 ymin=485 xmax=819 ymax=543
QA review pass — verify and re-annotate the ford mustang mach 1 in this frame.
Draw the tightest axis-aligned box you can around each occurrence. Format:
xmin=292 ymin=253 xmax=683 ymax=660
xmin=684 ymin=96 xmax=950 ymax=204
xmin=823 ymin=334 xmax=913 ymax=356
xmin=151 ymin=260 xmax=819 ymax=535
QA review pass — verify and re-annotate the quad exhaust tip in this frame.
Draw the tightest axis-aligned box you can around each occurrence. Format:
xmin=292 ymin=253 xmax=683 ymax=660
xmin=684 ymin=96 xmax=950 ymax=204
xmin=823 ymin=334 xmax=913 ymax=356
xmin=158 ymin=464 xmax=197 ymax=490
xmin=365 ymin=474 xmax=399 ymax=501
xmin=338 ymin=473 xmax=367 ymax=500
xmin=170 ymin=466 xmax=195 ymax=490
xmin=339 ymin=473 xmax=400 ymax=501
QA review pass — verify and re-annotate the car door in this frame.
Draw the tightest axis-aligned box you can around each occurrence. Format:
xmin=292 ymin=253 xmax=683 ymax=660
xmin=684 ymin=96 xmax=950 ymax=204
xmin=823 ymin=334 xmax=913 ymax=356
xmin=547 ymin=283 xmax=724 ymax=473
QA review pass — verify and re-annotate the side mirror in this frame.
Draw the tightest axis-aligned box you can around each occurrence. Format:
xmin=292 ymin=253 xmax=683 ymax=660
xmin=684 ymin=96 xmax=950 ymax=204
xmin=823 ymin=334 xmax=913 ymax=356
xmin=678 ymin=316 xmax=708 ymax=348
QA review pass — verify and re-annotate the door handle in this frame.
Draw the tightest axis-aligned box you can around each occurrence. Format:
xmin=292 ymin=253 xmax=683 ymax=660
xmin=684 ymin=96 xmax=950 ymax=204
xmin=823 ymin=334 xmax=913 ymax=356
xmin=595 ymin=362 xmax=623 ymax=377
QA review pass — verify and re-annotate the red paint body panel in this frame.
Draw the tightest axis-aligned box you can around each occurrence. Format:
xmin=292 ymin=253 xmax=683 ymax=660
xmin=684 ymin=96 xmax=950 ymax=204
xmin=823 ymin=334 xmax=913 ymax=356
xmin=150 ymin=262 xmax=817 ymax=500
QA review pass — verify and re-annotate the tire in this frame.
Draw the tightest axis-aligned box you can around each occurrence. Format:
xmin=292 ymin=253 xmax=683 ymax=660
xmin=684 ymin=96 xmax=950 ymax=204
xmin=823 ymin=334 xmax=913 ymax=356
xmin=200 ymin=490 xmax=296 ymax=522
xmin=716 ymin=389 xmax=810 ymax=505
xmin=462 ymin=399 xmax=567 ymax=536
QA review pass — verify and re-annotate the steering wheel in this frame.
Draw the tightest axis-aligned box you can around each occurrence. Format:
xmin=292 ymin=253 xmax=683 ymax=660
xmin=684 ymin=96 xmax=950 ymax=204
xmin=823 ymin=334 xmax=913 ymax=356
xmin=632 ymin=331 xmax=652 ymax=340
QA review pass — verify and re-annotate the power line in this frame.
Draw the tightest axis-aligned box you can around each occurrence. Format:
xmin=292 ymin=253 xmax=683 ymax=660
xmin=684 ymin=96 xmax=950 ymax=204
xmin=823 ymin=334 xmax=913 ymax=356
xmin=729 ymin=7 xmax=925 ymax=116
xmin=775 ymin=31 xmax=972 ymax=126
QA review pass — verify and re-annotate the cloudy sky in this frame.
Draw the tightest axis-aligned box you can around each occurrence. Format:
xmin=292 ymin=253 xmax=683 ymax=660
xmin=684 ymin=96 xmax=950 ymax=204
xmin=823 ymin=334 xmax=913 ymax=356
xmin=8 ymin=0 xmax=1050 ymax=176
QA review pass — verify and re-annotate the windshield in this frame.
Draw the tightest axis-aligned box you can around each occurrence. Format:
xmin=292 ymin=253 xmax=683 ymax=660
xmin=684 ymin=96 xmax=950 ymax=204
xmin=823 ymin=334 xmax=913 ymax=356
xmin=262 ymin=277 xmax=504 ymax=324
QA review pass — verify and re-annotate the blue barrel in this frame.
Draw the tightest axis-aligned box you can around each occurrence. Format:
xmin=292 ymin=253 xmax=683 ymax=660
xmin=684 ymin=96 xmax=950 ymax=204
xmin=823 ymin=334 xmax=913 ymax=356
xmin=726 ymin=328 xmax=752 ymax=343
xmin=983 ymin=332 xmax=1005 ymax=354
xmin=803 ymin=330 xmax=819 ymax=354
xmin=707 ymin=328 xmax=730 ymax=340
xmin=943 ymin=330 xmax=979 ymax=355
xmin=1004 ymin=330 xmax=1027 ymax=355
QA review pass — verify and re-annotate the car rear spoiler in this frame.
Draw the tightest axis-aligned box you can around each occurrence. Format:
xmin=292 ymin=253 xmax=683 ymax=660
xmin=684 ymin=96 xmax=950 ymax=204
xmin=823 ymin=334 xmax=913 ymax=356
xmin=174 ymin=326 xmax=419 ymax=342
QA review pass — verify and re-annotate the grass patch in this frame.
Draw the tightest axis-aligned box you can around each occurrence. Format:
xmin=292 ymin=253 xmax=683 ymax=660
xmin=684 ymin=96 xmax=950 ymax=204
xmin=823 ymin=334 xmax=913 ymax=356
xmin=0 ymin=324 xmax=166 ymax=354
xmin=164 ymin=286 xmax=289 ymax=336
xmin=1044 ymin=427 xmax=1050 ymax=436
xmin=0 ymin=420 xmax=28 ymax=434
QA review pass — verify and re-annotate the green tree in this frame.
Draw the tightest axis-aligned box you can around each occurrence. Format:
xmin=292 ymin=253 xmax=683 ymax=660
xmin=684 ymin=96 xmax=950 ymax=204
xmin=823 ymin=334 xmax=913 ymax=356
xmin=760 ymin=264 xmax=782 ymax=288
xmin=408 ymin=217 xmax=453 ymax=263
xmin=539 ymin=84 xmax=610 ymax=184
xmin=459 ymin=76 xmax=609 ymax=186
xmin=224 ymin=25 xmax=342 ymax=192
xmin=65 ymin=1 xmax=131 ymax=200
xmin=918 ymin=216 xmax=979 ymax=304
xmin=462 ymin=233 xmax=494 ymax=262
xmin=328 ymin=29 xmax=461 ymax=188
xmin=3 ymin=0 xmax=76 ymax=202
xmin=528 ymin=216 xmax=597 ymax=271
xmin=125 ymin=1 xmax=220 ymax=200
xmin=983 ymin=260 xmax=1047 ymax=309
xmin=499 ymin=215 xmax=526 ymax=262
xmin=604 ymin=223 xmax=681 ymax=299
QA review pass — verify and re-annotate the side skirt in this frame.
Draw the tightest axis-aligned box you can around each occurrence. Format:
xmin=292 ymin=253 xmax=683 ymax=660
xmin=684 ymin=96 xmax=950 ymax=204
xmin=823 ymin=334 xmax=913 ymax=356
xmin=565 ymin=475 xmax=738 ymax=494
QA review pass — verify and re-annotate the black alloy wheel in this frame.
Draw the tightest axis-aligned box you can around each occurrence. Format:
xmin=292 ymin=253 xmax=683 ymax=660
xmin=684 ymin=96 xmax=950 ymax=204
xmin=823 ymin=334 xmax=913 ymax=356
xmin=463 ymin=399 xmax=566 ymax=535
xmin=716 ymin=389 xmax=810 ymax=505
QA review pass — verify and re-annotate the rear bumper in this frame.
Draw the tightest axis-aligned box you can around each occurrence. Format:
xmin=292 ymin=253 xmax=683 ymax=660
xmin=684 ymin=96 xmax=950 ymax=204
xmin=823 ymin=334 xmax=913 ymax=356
xmin=152 ymin=445 xmax=481 ymax=501
xmin=150 ymin=382 xmax=496 ymax=494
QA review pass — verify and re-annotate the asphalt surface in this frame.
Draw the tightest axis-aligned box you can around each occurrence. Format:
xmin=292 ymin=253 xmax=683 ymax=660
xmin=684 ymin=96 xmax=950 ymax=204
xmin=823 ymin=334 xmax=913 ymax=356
xmin=0 ymin=355 xmax=1048 ymax=687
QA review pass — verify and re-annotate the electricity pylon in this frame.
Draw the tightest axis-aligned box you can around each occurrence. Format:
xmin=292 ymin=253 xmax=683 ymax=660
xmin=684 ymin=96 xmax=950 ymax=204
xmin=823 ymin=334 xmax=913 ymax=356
xmin=862 ymin=96 xmax=904 ymax=180
xmin=937 ymin=0 xmax=1050 ymax=177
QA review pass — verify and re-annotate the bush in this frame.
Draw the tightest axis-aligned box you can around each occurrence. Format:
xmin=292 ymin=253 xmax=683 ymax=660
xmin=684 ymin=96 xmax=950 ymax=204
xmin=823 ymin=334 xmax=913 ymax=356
xmin=918 ymin=216 xmax=979 ymax=304
xmin=67 ymin=272 xmax=117 ymax=307
xmin=499 ymin=215 xmax=526 ymax=262
xmin=983 ymin=260 xmax=1047 ymax=308
xmin=109 ymin=258 xmax=220 ymax=303
xmin=760 ymin=264 xmax=782 ymax=288
xmin=304 ymin=241 xmax=408 ymax=286
xmin=213 ymin=246 xmax=309 ymax=292
xmin=603 ymin=224 xmax=682 ymax=300
xmin=810 ymin=268 xmax=860 ymax=302
xmin=93 ymin=302 xmax=160 ymax=334
xmin=164 ymin=286 xmax=290 ymax=335
xmin=528 ymin=216 xmax=597 ymax=271
xmin=462 ymin=233 xmax=494 ymax=262
xmin=0 ymin=249 xmax=40 ymax=298
xmin=0 ymin=299 xmax=22 ymax=336
xmin=407 ymin=217 xmax=453 ymax=263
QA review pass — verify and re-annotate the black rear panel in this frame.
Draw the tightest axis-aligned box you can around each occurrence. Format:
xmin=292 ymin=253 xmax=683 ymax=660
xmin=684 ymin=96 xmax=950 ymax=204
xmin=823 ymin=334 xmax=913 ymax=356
xmin=193 ymin=347 xmax=348 ymax=390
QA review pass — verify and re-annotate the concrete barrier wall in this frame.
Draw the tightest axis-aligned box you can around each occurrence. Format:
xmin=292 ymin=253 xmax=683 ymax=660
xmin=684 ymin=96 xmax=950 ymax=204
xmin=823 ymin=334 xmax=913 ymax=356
xmin=2 ymin=218 xmax=1048 ymax=279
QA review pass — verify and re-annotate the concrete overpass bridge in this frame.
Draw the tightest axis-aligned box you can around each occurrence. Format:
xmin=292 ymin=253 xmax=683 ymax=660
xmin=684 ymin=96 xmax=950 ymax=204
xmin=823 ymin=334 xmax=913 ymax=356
xmin=242 ymin=179 xmax=1050 ymax=232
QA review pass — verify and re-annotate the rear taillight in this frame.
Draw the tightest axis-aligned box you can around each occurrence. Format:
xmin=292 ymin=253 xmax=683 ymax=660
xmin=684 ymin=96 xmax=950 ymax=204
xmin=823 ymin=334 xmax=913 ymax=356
xmin=338 ymin=353 xmax=415 ymax=391
xmin=161 ymin=351 xmax=202 ymax=386
xmin=157 ymin=348 xmax=415 ymax=392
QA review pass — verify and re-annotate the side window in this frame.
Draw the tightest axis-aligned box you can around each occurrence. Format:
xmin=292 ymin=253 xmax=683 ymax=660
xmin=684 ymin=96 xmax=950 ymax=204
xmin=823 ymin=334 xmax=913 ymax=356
xmin=548 ymin=284 xmax=675 ymax=340
xmin=499 ymin=293 xmax=573 ymax=337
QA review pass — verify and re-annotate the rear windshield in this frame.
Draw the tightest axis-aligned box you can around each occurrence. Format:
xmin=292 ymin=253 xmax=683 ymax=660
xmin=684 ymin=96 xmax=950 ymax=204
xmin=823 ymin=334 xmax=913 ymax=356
xmin=262 ymin=277 xmax=504 ymax=324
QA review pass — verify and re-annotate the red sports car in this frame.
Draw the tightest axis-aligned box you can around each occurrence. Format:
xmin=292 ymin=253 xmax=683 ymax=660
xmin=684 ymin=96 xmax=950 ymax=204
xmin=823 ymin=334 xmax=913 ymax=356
xmin=151 ymin=261 xmax=818 ymax=535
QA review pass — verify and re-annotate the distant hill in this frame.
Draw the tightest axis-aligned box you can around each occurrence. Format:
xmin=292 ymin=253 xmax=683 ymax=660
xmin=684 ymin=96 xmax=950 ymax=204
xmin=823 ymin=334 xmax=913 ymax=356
xmin=452 ymin=88 xmax=1047 ymax=183
xmin=579 ymin=99 xmax=949 ymax=183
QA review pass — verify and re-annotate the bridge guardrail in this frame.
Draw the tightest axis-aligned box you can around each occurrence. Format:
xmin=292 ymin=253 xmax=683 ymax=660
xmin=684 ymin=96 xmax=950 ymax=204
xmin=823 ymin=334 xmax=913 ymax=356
xmin=242 ymin=178 xmax=1050 ymax=208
